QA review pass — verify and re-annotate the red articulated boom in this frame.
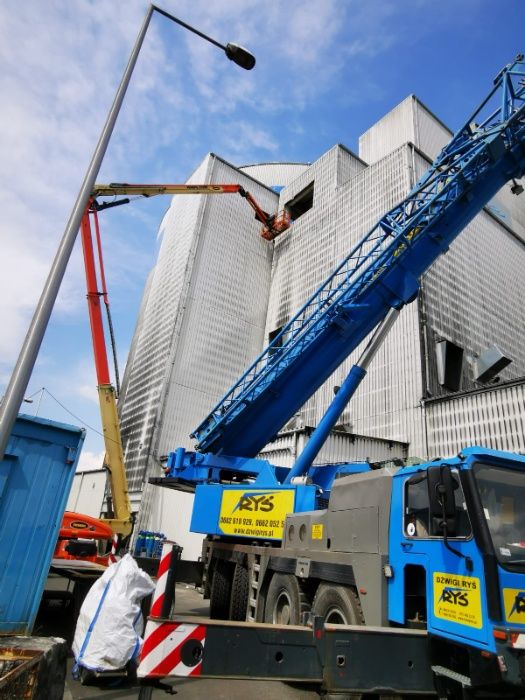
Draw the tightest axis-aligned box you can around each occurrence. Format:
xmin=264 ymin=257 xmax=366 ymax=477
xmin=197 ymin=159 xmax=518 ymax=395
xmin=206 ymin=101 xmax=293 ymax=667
xmin=53 ymin=199 xmax=133 ymax=568
xmin=55 ymin=180 xmax=291 ymax=569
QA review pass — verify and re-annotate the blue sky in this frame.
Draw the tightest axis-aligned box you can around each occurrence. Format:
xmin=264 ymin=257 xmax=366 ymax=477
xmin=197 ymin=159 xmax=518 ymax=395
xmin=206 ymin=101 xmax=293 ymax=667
xmin=1 ymin=0 xmax=524 ymax=469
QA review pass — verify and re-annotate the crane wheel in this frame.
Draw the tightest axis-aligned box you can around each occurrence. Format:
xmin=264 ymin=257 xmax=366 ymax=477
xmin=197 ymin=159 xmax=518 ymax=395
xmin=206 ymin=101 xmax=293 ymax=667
xmin=229 ymin=563 xmax=249 ymax=621
xmin=264 ymin=573 xmax=310 ymax=625
xmin=209 ymin=559 xmax=234 ymax=619
xmin=311 ymin=583 xmax=364 ymax=625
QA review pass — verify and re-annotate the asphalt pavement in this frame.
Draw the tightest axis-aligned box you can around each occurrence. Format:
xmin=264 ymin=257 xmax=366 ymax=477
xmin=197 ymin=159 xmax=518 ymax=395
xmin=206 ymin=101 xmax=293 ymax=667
xmin=37 ymin=581 xmax=320 ymax=700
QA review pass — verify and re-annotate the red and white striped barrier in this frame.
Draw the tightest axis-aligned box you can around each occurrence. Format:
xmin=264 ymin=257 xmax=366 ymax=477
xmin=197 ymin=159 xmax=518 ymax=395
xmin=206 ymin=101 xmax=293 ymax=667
xmin=138 ymin=620 xmax=206 ymax=678
xmin=108 ymin=534 xmax=119 ymax=564
xmin=149 ymin=540 xmax=174 ymax=617
xmin=138 ymin=540 xmax=206 ymax=679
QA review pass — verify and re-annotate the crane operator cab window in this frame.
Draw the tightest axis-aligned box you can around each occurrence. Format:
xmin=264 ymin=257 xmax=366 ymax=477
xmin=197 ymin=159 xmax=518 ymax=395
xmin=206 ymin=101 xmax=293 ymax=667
xmin=404 ymin=469 xmax=471 ymax=538
xmin=473 ymin=463 xmax=525 ymax=568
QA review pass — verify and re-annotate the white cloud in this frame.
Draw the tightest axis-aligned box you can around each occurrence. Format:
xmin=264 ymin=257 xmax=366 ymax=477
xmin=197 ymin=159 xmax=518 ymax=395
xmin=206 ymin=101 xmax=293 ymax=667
xmin=50 ymin=356 xmax=101 ymax=408
xmin=77 ymin=450 xmax=105 ymax=472
xmin=0 ymin=1 xmax=147 ymax=370
xmin=281 ymin=0 xmax=343 ymax=64
xmin=221 ymin=121 xmax=279 ymax=161
xmin=75 ymin=383 xmax=100 ymax=406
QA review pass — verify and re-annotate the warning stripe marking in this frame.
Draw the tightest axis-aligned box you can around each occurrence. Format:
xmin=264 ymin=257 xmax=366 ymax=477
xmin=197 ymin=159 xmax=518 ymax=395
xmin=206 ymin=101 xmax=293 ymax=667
xmin=156 ymin=551 xmax=171 ymax=579
xmin=108 ymin=534 xmax=119 ymax=564
xmin=149 ymin=544 xmax=172 ymax=616
xmin=138 ymin=622 xmax=206 ymax=678
xmin=149 ymin=624 xmax=206 ymax=677
xmin=150 ymin=592 xmax=164 ymax=617
xmin=141 ymin=621 xmax=177 ymax=661
xmin=173 ymin=656 xmax=204 ymax=677
xmin=150 ymin=570 xmax=168 ymax=616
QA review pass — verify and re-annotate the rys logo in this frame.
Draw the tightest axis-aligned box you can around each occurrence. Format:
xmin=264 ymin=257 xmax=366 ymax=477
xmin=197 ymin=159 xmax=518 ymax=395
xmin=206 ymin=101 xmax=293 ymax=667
xmin=438 ymin=587 xmax=469 ymax=607
xmin=434 ymin=573 xmax=481 ymax=628
xmin=509 ymin=591 xmax=525 ymax=618
xmin=232 ymin=492 xmax=276 ymax=513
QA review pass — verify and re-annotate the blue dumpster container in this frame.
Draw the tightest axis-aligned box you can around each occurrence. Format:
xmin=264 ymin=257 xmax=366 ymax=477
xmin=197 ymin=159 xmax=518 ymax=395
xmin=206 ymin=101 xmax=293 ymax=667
xmin=0 ymin=414 xmax=85 ymax=634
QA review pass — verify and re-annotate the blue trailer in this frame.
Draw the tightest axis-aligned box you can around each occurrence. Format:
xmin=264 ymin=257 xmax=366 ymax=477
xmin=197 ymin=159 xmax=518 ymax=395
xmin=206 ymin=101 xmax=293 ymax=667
xmin=0 ymin=414 xmax=85 ymax=635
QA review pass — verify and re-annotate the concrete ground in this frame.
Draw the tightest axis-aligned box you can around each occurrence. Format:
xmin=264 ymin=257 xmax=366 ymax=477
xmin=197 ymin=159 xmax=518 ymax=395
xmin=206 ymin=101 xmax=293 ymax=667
xmin=37 ymin=581 xmax=320 ymax=700
xmin=65 ymin=671 xmax=318 ymax=700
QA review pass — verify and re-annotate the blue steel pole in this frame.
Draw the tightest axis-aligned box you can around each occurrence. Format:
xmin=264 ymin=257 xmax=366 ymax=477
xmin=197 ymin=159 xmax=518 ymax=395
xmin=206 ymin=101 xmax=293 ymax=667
xmin=283 ymin=308 xmax=400 ymax=483
xmin=283 ymin=365 xmax=367 ymax=484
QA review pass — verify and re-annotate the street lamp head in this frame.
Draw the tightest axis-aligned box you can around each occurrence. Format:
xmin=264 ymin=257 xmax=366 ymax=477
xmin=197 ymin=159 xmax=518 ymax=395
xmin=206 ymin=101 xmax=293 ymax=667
xmin=152 ymin=6 xmax=256 ymax=70
xmin=225 ymin=43 xmax=256 ymax=70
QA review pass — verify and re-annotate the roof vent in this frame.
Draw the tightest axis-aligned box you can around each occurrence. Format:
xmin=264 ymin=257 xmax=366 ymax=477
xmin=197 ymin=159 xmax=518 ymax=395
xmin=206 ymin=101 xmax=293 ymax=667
xmin=474 ymin=347 xmax=512 ymax=383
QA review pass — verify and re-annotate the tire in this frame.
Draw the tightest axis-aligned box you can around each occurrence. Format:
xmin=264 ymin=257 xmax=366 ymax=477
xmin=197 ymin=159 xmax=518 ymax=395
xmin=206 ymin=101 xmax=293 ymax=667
xmin=209 ymin=559 xmax=233 ymax=619
xmin=229 ymin=563 xmax=249 ymax=621
xmin=264 ymin=573 xmax=310 ymax=625
xmin=312 ymin=583 xmax=364 ymax=625
xmin=79 ymin=667 xmax=95 ymax=686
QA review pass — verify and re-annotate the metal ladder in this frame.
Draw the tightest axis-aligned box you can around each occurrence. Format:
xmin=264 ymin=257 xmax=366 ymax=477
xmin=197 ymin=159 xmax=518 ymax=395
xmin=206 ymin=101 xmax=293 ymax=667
xmin=247 ymin=554 xmax=262 ymax=622
xmin=200 ymin=542 xmax=214 ymax=595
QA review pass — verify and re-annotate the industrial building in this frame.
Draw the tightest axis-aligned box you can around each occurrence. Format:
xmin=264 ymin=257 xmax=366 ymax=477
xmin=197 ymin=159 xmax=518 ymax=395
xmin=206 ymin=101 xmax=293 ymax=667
xmin=118 ymin=157 xmax=296 ymax=553
xmin=117 ymin=94 xmax=525 ymax=557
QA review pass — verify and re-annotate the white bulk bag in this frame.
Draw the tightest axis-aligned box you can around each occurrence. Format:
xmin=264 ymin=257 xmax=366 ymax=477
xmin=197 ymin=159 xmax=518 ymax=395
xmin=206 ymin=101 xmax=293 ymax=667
xmin=73 ymin=553 xmax=155 ymax=672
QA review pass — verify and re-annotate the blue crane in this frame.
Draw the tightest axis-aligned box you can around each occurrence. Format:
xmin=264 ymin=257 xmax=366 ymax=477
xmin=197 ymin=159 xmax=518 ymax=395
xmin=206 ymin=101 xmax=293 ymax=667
xmin=150 ymin=59 xmax=525 ymax=697
xmin=190 ymin=55 xmax=525 ymax=464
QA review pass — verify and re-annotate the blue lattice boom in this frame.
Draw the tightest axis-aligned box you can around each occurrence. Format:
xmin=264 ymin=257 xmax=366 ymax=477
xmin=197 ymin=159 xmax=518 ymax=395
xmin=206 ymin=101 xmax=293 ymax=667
xmin=193 ymin=55 xmax=525 ymax=458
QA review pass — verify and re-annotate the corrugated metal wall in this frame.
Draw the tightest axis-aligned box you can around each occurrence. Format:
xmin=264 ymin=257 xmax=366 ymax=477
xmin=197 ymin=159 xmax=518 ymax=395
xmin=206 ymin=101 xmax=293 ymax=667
xmin=124 ymin=159 xmax=281 ymax=551
xmin=266 ymin=143 xmax=426 ymax=454
xmin=119 ymin=156 xmax=213 ymax=494
xmin=66 ymin=469 xmax=106 ymax=518
xmin=266 ymin=145 xmax=367 ymax=335
xmin=411 ymin=98 xmax=452 ymax=165
xmin=358 ymin=96 xmax=451 ymax=165
xmin=259 ymin=429 xmax=408 ymax=468
xmin=120 ymin=157 xmax=278 ymax=497
xmin=266 ymin=110 xmax=525 ymax=461
xmin=154 ymin=156 xmax=277 ymax=460
xmin=489 ymin=179 xmax=525 ymax=243
xmin=414 ymin=146 xmax=525 ymax=398
xmin=0 ymin=415 xmax=84 ymax=633
xmin=425 ymin=381 xmax=525 ymax=457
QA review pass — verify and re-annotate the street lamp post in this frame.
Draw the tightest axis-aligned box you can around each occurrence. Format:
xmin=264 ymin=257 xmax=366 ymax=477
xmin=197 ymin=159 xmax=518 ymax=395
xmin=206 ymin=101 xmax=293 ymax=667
xmin=0 ymin=5 xmax=255 ymax=458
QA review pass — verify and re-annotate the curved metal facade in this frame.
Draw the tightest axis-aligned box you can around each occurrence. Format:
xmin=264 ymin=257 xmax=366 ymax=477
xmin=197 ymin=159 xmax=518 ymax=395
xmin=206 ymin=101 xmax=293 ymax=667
xmin=239 ymin=162 xmax=309 ymax=189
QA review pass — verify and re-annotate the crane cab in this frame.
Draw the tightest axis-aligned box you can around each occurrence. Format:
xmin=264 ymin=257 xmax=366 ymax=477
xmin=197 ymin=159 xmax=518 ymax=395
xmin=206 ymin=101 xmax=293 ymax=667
xmin=389 ymin=447 xmax=525 ymax=689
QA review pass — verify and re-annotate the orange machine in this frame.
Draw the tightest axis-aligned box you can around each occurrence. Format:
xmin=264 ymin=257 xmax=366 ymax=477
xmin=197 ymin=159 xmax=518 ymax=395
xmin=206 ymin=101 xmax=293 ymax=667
xmin=54 ymin=512 xmax=114 ymax=566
